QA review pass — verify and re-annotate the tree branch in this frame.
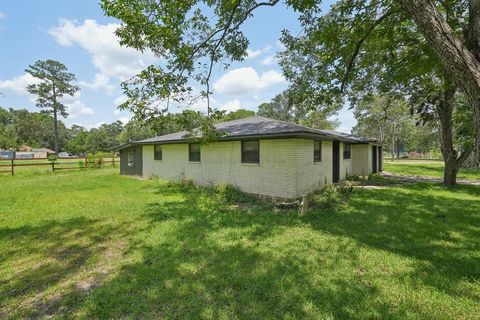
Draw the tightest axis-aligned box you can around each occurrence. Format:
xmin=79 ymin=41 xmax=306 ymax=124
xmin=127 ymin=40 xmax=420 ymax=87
xmin=340 ymin=8 xmax=398 ymax=93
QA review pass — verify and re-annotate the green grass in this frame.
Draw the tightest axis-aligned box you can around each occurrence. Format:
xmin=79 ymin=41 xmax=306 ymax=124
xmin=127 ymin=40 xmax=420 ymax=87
xmin=384 ymin=159 xmax=480 ymax=180
xmin=0 ymin=158 xmax=117 ymax=176
xmin=1 ymin=169 xmax=479 ymax=319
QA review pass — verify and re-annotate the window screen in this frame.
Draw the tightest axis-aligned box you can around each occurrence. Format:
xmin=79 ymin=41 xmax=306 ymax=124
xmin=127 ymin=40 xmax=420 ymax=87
xmin=189 ymin=143 xmax=201 ymax=162
xmin=241 ymin=140 xmax=260 ymax=163
xmin=343 ymin=143 xmax=351 ymax=160
xmin=154 ymin=145 xmax=162 ymax=160
xmin=314 ymin=141 xmax=322 ymax=162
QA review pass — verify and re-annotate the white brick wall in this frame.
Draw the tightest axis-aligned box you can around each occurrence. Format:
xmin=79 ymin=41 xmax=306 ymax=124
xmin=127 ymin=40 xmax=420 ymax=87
xmin=294 ymin=139 xmax=332 ymax=196
xmin=351 ymin=144 xmax=371 ymax=176
xmin=141 ymin=138 xmax=374 ymax=199
xmin=143 ymin=139 xmax=297 ymax=198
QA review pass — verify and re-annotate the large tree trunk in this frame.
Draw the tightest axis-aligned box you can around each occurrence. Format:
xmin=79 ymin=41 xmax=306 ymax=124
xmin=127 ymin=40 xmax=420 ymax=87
xmin=436 ymin=85 xmax=458 ymax=186
xmin=436 ymin=82 xmax=472 ymax=186
xmin=397 ymin=0 xmax=480 ymax=168
xmin=466 ymin=0 xmax=480 ymax=167
xmin=53 ymin=109 xmax=59 ymax=154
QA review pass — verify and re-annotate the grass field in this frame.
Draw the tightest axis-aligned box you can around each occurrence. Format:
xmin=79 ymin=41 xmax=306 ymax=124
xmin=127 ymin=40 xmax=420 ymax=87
xmin=1 ymin=168 xmax=479 ymax=319
xmin=384 ymin=159 xmax=480 ymax=180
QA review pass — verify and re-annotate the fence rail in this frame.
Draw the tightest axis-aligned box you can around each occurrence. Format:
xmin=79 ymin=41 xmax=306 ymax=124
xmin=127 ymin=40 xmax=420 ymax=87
xmin=0 ymin=155 xmax=118 ymax=175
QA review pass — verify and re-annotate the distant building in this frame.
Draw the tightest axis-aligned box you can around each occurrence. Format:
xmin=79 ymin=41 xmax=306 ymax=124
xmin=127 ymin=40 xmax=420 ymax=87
xmin=14 ymin=147 xmax=55 ymax=159
xmin=0 ymin=150 xmax=15 ymax=159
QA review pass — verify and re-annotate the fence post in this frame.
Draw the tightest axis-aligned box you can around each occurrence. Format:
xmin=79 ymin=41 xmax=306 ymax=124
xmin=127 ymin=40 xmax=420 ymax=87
xmin=11 ymin=159 xmax=14 ymax=176
xmin=84 ymin=155 xmax=88 ymax=168
xmin=51 ymin=161 xmax=55 ymax=173
xmin=112 ymin=153 xmax=115 ymax=167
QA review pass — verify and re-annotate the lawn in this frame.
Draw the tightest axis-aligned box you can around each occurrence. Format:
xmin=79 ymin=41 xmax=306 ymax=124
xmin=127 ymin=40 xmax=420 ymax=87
xmin=384 ymin=159 xmax=480 ymax=180
xmin=1 ymin=168 xmax=479 ymax=319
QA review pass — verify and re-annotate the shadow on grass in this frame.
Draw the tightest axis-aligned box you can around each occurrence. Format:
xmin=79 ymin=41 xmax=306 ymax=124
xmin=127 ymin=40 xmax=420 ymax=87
xmin=3 ymin=182 xmax=479 ymax=318
xmin=386 ymin=163 xmax=480 ymax=180
xmin=79 ymin=184 xmax=427 ymax=319
xmin=0 ymin=217 xmax=136 ymax=318
xmin=307 ymin=184 xmax=480 ymax=301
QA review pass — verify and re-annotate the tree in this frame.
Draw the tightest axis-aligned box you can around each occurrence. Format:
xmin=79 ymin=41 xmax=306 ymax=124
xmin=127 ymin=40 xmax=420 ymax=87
xmin=26 ymin=59 xmax=79 ymax=154
xmin=220 ymin=109 xmax=255 ymax=122
xmin=117 ymin=119 xmax=156 ymax=145
xmin=65 ymin=125 xmax=88 ymax=154
xmin=101 ymin=0 xmax=480 ymax=183
xmin=0 ymin=107 xmax=16 ymax=149
xmin=257 ymin=91 xmax=338 ymax=129
xmin=353 ymin=95 xmax=439 ymax=159
xmin=278 ymin=1 xmax=474 ymax=185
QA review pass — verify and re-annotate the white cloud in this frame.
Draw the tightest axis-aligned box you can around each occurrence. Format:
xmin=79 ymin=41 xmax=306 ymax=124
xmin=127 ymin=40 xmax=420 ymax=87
xmin=113 ymin=109 xmax=121 ymax=115
xmin=61 ymin=92 xmax=94 ymax=118
xmin=114 ymin=95 xmax=128 ymax=106
xmin=117 ymin=116 xmax=130 ymax=124
xmin=221 ymin=99 xmax=241 ymax=112
xmin=260 ymin=55 xmax=276 ymax=65
xmin=214 ymin=67 xmax=285 ymax=95
xmin=49 ymin=19 xmax=157 ymax=81
xmin=0 ymin=12 xmax=6 ymax=19
xmin=0 ymin=73 xmax=41 ymax=95
xmin=84 ymin=122 xmax=106 ymax=130
xmin=79 ymin=73 xmax=115 ymax=95
xmin=246 ymin=45 xmax=271 ymax=59
xmin=276 ymin=40 xmax=286 ymax=50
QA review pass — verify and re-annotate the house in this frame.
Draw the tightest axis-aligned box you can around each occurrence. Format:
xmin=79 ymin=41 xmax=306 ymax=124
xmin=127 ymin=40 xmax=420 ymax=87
xmin=15 ymin=147 xmax=55 ymax=159
xmin=115 ymin=116 xmax=382 ymax=199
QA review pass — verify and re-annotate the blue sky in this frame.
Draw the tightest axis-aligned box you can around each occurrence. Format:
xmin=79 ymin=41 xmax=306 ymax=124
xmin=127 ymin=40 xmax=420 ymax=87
xmin=0 ymin=0 xmax=355 ymax=132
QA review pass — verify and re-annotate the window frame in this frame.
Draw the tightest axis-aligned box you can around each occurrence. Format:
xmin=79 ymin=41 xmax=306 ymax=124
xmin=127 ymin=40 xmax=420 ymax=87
xmin=343 ymin=143 xmax=352 ymax=160
xmin=188 ymin=143 xmax=201 ymax=162
xmin=241 ymin=140 xmax=260 ymax=164
xmin=314 ymin=140 xmax=322 ymax=163
xmin=154 ymin=144 xmax=163 ymax=161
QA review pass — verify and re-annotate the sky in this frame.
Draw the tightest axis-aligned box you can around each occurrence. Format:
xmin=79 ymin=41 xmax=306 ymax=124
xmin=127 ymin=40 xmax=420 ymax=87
xmin=0 ymin=0 xmax=355 ymax=132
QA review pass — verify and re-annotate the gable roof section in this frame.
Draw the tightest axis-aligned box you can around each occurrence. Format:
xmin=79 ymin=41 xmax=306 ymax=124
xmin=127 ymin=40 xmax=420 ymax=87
xmin=134 ymin=116 xmax=377 ymax=145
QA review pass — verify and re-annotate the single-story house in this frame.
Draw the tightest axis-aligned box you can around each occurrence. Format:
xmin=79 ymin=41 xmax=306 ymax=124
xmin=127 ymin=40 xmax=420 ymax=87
xmin=115 ymin=116 xmax=382 ymax=199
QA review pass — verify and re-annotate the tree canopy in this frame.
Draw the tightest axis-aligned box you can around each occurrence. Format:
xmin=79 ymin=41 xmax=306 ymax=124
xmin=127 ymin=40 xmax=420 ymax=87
xmin=26 ymin=59 xmax=79 ymax=153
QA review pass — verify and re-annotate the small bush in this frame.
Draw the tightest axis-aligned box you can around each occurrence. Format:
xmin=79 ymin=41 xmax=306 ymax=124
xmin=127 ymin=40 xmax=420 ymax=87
xmin=309 ymin=182 xmax=353 ymax=209
xmin=95 ymin=157 xmax=104 ymax=168
xmin=213 ymin=184 xmax=255 ymax=204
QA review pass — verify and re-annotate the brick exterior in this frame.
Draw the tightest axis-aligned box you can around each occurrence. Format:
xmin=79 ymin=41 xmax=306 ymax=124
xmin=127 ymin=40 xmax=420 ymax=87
xmin=141 ymin=138 xmax=375 ymax=199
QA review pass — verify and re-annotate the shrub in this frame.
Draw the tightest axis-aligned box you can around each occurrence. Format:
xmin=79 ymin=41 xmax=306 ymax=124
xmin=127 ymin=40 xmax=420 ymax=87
xmin=213 ymin=184 xmax=255 ymax=204
xmin=95 ymin=157 xmax=104 ymax=168
xmin=309 ymin=182 xmax=353 ymax=210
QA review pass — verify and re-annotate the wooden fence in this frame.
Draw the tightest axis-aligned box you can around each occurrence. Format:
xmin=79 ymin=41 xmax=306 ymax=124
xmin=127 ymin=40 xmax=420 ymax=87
xmin=0 ymin=154 xmax=118 ymax=175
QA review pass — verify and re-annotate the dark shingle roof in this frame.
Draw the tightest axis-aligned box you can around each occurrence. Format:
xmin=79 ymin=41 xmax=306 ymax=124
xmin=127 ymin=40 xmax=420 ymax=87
xmin=135 ymin=116 xmax=377 ymax=144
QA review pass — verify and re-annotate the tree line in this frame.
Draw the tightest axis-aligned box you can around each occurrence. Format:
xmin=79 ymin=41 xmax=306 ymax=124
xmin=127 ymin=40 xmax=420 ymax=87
xmin=1 ymin=90 xmax=442 ymax=157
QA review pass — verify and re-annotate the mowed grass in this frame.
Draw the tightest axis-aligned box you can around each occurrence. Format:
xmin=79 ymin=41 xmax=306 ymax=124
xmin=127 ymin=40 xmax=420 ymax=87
xmin=1 ymin=169 xmax=480 ymax=319
xmin=384 ymin=159 xmax=480 ymax=180
xmin=0 ymin=158 xmax=117 ymax=176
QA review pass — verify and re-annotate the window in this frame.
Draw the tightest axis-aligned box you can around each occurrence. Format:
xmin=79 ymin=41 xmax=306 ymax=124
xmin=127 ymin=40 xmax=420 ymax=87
xmin=189 ymin=143 xmax=201 ymax=162
xmin=314 ymin=140 xmax=322 ymax=162
xmin=343 ymin=143 xmax=351 ymax=160
xmin=154 ymin=145 xmax=162 ymax=160
xmin=127 ymin=153 xmax=135 ymax=167
xmin=241 ymin=140 xmax=260 ymax=164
